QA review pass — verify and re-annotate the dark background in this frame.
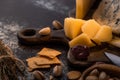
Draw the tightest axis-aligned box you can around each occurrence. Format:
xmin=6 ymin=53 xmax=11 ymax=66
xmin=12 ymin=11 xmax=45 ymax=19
xmin=0 ymin=0 xmax=75 ymax=79
xmin=0 ymin=0 xmax=75 ymax=27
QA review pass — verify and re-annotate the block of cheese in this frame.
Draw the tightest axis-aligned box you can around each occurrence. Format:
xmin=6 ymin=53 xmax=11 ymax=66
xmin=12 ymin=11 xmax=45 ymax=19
xmin=64 ymin=18 xmax=85 ymax=39
xmin=93 ymin=25 xmax=112 ymax=43
xmin=69 ymin=19 xmax=85 ymax=39
xmin=69 ymin=33 xmax=95 ymax=47
xmin=93 ymin=0 xmax=120 ymax=34
xmin=76 ymin=0 xmax=95 ymax=19
xmin=64 ymin=18 xmax=74 ymax=38
xmin=81 ymin=19 xmax=101 ymax=39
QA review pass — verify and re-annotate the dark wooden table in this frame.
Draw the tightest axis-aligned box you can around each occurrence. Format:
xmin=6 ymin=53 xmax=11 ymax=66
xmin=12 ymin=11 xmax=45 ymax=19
xmin=0 ymin=0 xmax=75 ymax=79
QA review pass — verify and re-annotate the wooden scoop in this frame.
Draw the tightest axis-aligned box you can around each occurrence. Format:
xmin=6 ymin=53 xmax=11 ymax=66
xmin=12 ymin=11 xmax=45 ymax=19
xmin=17 ymin=28 xmax=68 ymax=46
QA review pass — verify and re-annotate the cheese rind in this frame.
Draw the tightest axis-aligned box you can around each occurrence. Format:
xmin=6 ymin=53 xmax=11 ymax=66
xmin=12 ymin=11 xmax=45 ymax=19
xmin=76 ymin=0 xmax=95 ymax=19
xmin=81 ymin=19 xmax=101 ymax=39
xmin=69 ymin=33 xmax=95 ymax=47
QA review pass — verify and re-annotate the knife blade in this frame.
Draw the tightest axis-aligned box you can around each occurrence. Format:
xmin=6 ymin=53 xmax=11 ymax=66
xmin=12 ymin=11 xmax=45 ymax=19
xmin=104 ymin=52 xmax=120 ymax=67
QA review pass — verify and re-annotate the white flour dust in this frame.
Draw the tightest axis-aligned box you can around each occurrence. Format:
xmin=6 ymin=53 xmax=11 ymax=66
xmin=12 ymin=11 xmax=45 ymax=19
xmin=31 ymin=0 xmax=70 ymax=14
xmin=0 ymin=22 xmax=22 ymax=49
xmin=0 ymin=21 xmax=39 ymax=59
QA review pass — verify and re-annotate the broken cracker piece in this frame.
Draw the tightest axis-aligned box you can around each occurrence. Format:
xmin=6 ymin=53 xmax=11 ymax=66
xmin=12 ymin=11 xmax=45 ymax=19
xmin=35 ymin=57 xmax=61 ymax=65
xmin=27 ymin=56 xmax=61 ymax=66
xmin=37 ymin=47 xmax=61 ymax=59
xmin=27 ymin=64 xmax=50 ymax=72
xmin=27 ymin=59 xmax=50 ymax=71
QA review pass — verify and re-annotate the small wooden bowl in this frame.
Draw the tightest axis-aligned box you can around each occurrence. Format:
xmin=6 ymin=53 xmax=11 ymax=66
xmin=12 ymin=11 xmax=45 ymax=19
xmin=79 ymin=64 xmax=120 ymax=80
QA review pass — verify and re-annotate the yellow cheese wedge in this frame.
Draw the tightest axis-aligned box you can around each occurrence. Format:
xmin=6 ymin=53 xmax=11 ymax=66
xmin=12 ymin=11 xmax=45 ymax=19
xmin=64 ymin=18 xmax=85 ymax=39
xmin=93 ymin=25 xmax=112 ymax=43
xmin=69 ymin=33 xmax=95 ymax=47
xmin=64 ymin=18 xmax=74 ymax=38
xmin=81 ymin=19 xmax=101 ymax=39
xmin=69 ymin=19 xmax=85 ymax=39
xmin=109 ymin=38 xmax=120 ymax=48
xmin=76 ymin=0 xmax=95 ymax=19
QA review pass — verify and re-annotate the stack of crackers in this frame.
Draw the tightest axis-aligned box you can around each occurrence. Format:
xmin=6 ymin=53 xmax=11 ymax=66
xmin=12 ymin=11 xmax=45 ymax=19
xmin=26 ymin=47 xmax=61 ymax=71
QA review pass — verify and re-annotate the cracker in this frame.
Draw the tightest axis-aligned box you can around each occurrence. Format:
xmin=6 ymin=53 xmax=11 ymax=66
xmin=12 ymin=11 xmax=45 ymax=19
xmin=36 ymin=56 xmax=61 ymax=65
xmin=27 ymin=59 xmax=50 ymax=71
xmin=37 ymin=47 xmax=61 ymax=59
xmin=27 ymin=56 xmax=61 ymax=66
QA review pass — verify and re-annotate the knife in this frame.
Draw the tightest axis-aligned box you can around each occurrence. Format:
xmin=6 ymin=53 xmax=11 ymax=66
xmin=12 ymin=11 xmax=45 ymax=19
xmin=104 ymin=52 xmax=120 ymax=67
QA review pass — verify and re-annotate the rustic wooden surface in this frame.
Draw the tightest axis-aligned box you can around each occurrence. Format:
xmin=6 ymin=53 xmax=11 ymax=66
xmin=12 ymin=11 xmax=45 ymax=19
xmin=0 ymin=0 xmax=120 ymax=80
xmin=0 ymin=0 xmax=75 ymax=79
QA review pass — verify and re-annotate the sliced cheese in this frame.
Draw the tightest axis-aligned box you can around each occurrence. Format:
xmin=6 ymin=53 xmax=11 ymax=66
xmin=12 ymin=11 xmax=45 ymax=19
xmin=81 ymin=19 xmax=101 ymax=39
xmin=76 ymin=0 xmax=95 ymax=19
xmin=69 ymin=33 xmax=95 ymax=47
xmin=93 ymin=25 xmax=112 ymax=43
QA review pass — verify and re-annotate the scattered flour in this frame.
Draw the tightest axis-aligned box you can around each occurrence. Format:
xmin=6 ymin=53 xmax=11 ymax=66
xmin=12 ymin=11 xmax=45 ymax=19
xmin=0 ymin=22 xmax=22 ymax=49
xmin=0 ymin=21 xmax=40 ymax=59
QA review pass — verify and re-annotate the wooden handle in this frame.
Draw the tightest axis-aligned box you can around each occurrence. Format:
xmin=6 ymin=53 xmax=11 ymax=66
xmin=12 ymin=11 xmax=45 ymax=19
xmin=17 ymin=28 xmax=69 ymax=46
